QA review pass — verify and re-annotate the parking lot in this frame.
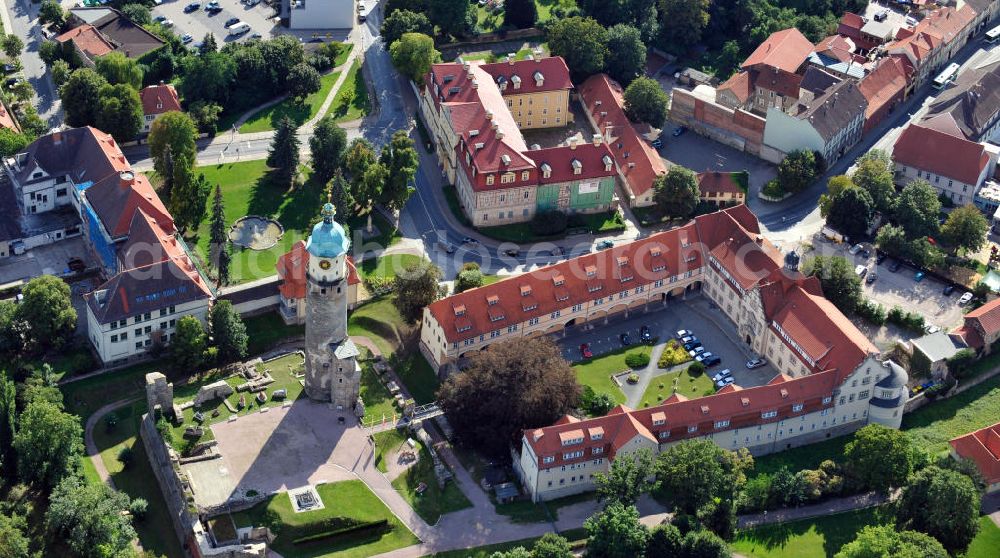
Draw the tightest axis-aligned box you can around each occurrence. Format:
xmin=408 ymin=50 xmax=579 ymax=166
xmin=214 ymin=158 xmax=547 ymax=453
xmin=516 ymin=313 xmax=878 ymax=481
xmin=657 ymin=130 xmax=776 ymax=198
xmin=151 ymin=0 xmax=279 ymax=47
xmin=558 ymin=296 xmax=778 ymax=397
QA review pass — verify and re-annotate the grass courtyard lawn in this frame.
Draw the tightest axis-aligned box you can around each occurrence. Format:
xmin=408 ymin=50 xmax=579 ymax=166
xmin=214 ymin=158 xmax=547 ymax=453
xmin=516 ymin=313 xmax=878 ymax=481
xmin=967 ymin=516 xmax=1000 ymax=558
xmin=331 ymin=42 xmax=354 ymax=67
xmin=573 ymin=346 xmax=653 ymax=405
xmin=239 ymin=70 xmax=342 ymax=133
xmin=231 ymin=480 xmax=418 ymax=558
xmin=61 ymin=361 xmax=163 ymax=422
xmin=390 ymin=439 xmax=473 ymax=524
xmin=92 ymin=399 xmax=185 ymax=558
xmin=373 ymin=427 xmax=409 ymax=473
xmin=731 ymin=506 xmax=891 ymax=558
xmin=361 ymin=360 xmax=397 ymax=423
xmin=331 ymin=60 xmax=370 ymax=123
xmin=639 ymin=366 xmax=715 ymax=407
xmin=245 ymin=311 xmax=305 ymax=355
xmin=360 ymin=253 xmax=425 ymax=281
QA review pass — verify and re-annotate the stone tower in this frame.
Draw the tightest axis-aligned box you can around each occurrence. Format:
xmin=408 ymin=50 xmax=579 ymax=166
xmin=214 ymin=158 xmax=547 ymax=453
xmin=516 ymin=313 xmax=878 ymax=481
xmin=304 ymin=202 xmax=360 ymax=410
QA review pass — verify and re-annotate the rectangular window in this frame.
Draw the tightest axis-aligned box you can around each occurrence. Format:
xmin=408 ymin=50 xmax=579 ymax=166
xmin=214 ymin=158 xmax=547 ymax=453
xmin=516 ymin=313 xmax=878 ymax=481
xmin=859 ymin=390 xmax=870 ymax=399
xmin=592 ymin=447 xmax=603 ymax=455
xmin=761 ymin=410 xmax=777 ymax=419
xmin=543 ymin=456 xmax=554 ymax=464
xmin=792 ymin=403 xmax=803 ymax=412
xmin=111 ymin=334 xmax=118 ymax=343
xmin=714 ymin=420 xmax=730 ymax=429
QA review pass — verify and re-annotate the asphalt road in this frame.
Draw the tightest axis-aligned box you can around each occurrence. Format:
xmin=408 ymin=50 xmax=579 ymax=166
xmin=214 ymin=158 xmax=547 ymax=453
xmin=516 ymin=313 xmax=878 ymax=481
xmin=8 ymin=0 xmax=61 ymax=125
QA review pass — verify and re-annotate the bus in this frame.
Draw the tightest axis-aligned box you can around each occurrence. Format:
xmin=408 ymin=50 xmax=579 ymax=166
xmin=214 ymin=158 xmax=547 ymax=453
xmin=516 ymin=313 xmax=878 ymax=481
xmin=932 ymin=63 xmax=960 ymax=89
xmin=987 ymin=24 xmax=1000 ymax=44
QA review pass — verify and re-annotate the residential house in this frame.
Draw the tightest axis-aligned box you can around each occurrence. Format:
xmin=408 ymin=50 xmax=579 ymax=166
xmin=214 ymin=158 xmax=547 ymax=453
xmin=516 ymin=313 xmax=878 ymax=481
xmin=421 ymin=205 xmax=906 ymax=502
xmin=836 ymin=12 xmax=894 ymax=52
xmin=480 ymin=56 xmax=574 ymax=130
xmin=59 ymin=8 xmax=166 ymax=65
xmin=722 ymin=28 xmax=815 ymax=116
xmin=924 ymin=60 xmax=1000 ymax=142
xmin=953 ymin=297 xmax=1000 ymax=353
xmin=275 ymin=240 xmax=361 ymax=325
xmin=858 ymin=57 xmax=908 ymax=134
xmin=909 ymin=331 xmax=962 ymax=378
xmin=808 ymin=35 xmax=867 ymax=80
xmin=139 ymin=83 xmax=181 ymax=134
xmin=696 ymin=171 xmax=746 ymax=206
xmin=762 ymin=74 xmax=867 ymax=164
xmin=887 ymin=5 xmax=976 ymax=92
xmin=578 ymin=73 xmax=666 ymax=207
xmin=892 ymin=116 xmax=998 ymax=205
xmin=950 ymin=422 xmax=1000 ymax=493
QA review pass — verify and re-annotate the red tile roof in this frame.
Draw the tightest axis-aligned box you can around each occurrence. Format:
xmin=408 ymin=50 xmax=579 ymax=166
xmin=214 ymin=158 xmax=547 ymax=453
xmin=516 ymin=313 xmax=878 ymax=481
xmin=579 ymin=74 xmax=666 ymax=198
xmin=697 ymin=171 xmax=744 ymax=197
xmin=139 ymin=84 xmax=181 ymax=116
xmin=0 ymin=101 xmax=18 ymax=132
xmin=530 ymin=142 xmax=616 ymax=185
xmin=859 ymin=57 xmax=908 ymax=123
xmin=479 ymin=57 xmax=573 ymax=96
xmin=742 ymin=28 xmax=814 ymax=74
xmin=55 ymin=24 xmax=115 ymax=58
xmin=118 ymin=208 xmax=184 ymax=269
xmin=893 ymin=122 xmax=990 ymax=186
xmin=749 ymin=68 xmax=803 ymax=99
xmin=964 ymin=297 xmax=1000 ymax=338
xmin=815 ymin=35 xmax=855 ymax=63
xmin=85 ymin=170 xmax=173 ymax=239
xmin=718 ymin=71 xmax=753 ymax=104
xmin=950 ymin=422 xmax=1000 ymax=486
xmin=276 ymin=240 xmax=360 ymax=300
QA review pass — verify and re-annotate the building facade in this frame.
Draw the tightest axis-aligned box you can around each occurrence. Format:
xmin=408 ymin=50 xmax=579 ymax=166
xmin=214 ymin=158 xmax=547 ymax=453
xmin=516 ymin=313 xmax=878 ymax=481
xmin=275 ymin=239 xmax=361 ymax=325
xmin=139 ymin=84 xmax=181 ymax=134
xmin=480 ymin=57 xmax=573 ymax=130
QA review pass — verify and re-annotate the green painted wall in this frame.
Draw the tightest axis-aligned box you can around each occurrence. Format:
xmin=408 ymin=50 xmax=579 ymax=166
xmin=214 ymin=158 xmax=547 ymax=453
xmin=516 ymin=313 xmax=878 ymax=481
xmin=536 ymin=177 xmax=615 ymax=213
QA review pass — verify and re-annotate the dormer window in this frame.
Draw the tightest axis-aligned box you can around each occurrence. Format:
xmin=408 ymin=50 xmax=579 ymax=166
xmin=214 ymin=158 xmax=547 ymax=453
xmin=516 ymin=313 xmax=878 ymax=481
xmin=585 ymin=265 xmax=597 ymax=277
xmin=651 ymin=247 xmax=662 ymax=257
xmin=651 ymin=412 xmax=665 ymax=426
xmin=486 ymin=174 xmax=495 ymax=185
xmin=779 ymin=389 xmax=788 ymax=399
xmin=617 ymin=256 xmax=629 ymax=267
xmin=741 ymin=398 xmax=750 ymax=407
xmin=533 ymin=71 xmax=543 ymax=87
xmin=552 ymin=274 xmax=565 ymax=286
xmin=792 ymin=403 xmax=803 ymax=412
xmin=571 ymin=159 xmax=582 ymax=175
xmin=453 ymin=304 xmax=466 ymax=316
xmin=501 ymin=154 xmax=511 ymax=165
xmin=701 ymin=405 xmax=709 ymax=415
xmin=487 ymin=295 xmax=499 ymax=306
xmin=602 ymin=155 xmax=613 ymax=172
xmin=511 ymin=75 xmax=521 ymax=89
xmin=540 ymin=163 xmax=551 ymax=179
xmin=520 ymin=285 xmax=532 ymax=296
xmin=761 ymin=410 xmax=778 ymax=419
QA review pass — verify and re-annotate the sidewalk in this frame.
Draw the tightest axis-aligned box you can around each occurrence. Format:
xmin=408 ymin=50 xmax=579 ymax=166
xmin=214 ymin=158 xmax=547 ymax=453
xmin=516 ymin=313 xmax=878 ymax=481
xmin=738 ymin=490 xmax=893 ymax=529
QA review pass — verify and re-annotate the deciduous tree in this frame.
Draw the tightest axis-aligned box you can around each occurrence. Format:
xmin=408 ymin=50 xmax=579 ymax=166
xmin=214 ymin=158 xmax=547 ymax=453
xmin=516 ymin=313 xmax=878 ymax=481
xmin=189 ymin=100 xmax=223 ymax=135
xmin=310 ymin=116 xmax=349 ymax=185
xmin=46 ymin=476 xmax=136 ymax=557
xmin=646 ymin=523 xmax=683 ymax=557
xmin=95 ymin=83 xmax=144 ymax=143
xmin=504 ymin=0 xmax=538 ymax=29
xmin=659 ymin=0 xmax=710 ymax=52
xmin=802 ymin=256 xmax=862 ymax=314
xmin=584 ymin=503 xmax=649 ymax=558
xmin=379 ymin=129 xmax=419 ymax=214
xmin=818 ymin=175 xmax=854 ymax=218
xmin=16 ymin=275 xmax=76 ymax=351
xmin=429 ymin=0 xmax=475 ymax=38
xmin=0 ymin=372 xmax=16 ymax=474
xmin=288 ymin=62 xmax=322 ymax=101
xmin=180 ymin=51 xmax=236 ymax=105
xmin=393 ymin=260 xmax=442 ymax=322
xmin=896 ymin=466 xmax=980 ymax=552
xmin=149 ymin=111 xmax=197 ymax=182
xmin=656 ymin=439 xmax=753 ymax=516
xmin=13 ymin=400 xmax=82 ymax=488
xmin=852 ymin=150 xmax=896 ymax=214
xmin=437 ymin=336 xmax=580 ymax=456
xmin=120 ymin=3 xmax=152 ymax=24
xmin=390 ymin=32 xmax=439 ymax=82
xmin=942 ymin=204 xmax=988 ymax=254
xmin=835 ymin=525 xmax=947 ymax=558
xmin=624 ymin=76 xmax=669 ymax=127
xmin=548 ymin=17 xmax=609 ymax=81
xmin=59 ymin=68 xmax=108 ymax=128
xmin=344 ymin=138 xmax=378 ymax=196
xmin=826 ymin=187 xmax=874 ymax=243
xmin=172 ymin=315 xmax=206 ymax=371
xmin=95 ymin=52 xmax=144 ymax=90
xmin=531 ymin=533 xmax=573 ymax=558
xmin=209 ymin=300 xmax=248 ymax=363
xmin=2 ymin=34 xmax=24 ymax=60
xmin=777 ymin=150 xmax=817 ymax=194
xmin=381 ymin=9 xmax=433 ymax=46
xmin=0 ymin=514 xmax=30 ymax=558
xmin=170 ymin=158 xmax=211 ymax=233
xmin=39 ymin=0 xmax=66 ymax=28
xmin=895 ymin=180 xmax=941 ymax=240
xmin=654 ymin=166 xmax=700 ymax=218
xmin=842 ymin=424 xmax=914 ymax=492
xmin=0 ymin=128 xmax=29 ymax=158
xmin=594 ymin=447 xmax=658 ymax=506
xmin=605 ymin=24 xmax=646 ymax=86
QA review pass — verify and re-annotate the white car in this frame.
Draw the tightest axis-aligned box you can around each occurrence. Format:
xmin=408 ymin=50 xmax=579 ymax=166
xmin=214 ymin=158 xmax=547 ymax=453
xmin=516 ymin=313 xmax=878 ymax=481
xmin=959 ymin=292 xmax=974 ymax=305
xmin=745 ymin=357 xmax=766 ymax=369
xmin=849 ymin=243 xmax=864 ymax=255
xmin=162 ymin=19 xmax=174 ymax=27
xmin=689 ymin=346 xmax=706 ymax=358
xmin=855 ymin=264 xmax=867 ymax=278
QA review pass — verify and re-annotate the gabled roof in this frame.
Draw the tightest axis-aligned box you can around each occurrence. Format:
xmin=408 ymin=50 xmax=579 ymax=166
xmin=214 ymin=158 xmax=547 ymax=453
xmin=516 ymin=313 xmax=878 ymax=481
xmin=893 ymin=122 xmax=990 ymax=185
xmin=275 ymin=240 xmax=360 ymax=300
xmin=479 ymin=57 xmax=573 ymax=96
xmin=950 ymin=422 xmax=1000 ymax=486
xmin=54 ymin=24 xmax=115 ymax=58
xmin=911 ymin=331 xmax=961 ymax=362
xmin=925 ymin=60 xmax=1000 ymax=141
xmin=717 ymin=71 xmax=753 ymax=104
xmin=84 ymin=253 xmax=212 ymax=324
xmin=12 ymin=127 xmax=128 ymax=187
xmin=139 ymin=84 xmax=181 ymax=117
xmin=964 ymin=297 xmax=1000 ymax=338
xmin=742 ymin=28 xmax=814 ymax=74
xmin=859 ymin=57 xmax=908 ymax=121
xmin=748 ymin=67 xmax=803 ymax=99
xmin=579 ymin=73 xmax=666 ymax=198
xmin=118 ymin=209 xmax=184 ymax=269
xmin=69 ymin=7 xmax=166 ymax=59
xmin=530 ymin=142 xmax=616 ymax=185
xmin=696 ymin=171 xmax=744 ymax=197
xmin=796 ymin=77 xmax=868 ymax=141
xmin=84 ymin=170 xmax=172 ymax=239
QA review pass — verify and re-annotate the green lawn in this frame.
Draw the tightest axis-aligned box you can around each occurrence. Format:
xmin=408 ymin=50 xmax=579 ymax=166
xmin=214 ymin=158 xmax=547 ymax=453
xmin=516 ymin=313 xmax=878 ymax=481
xmin=966 ymin=516 xmax=1000 ymax=558
xmin=427 ymin=528 xmax=587 ymax=558
xmin=390 ymin=438 xmax=472 ymax=524
xmin=231 ymin=480 xmax=419 ymax=558
xmin=239 ymin=70 xmax=341 ymax=133
xmin=245 ymin=311 xmax=305 ymax=355
xmin=638 ymin=366 xmax=715 ymax=408
xmin=62 ymin=361 xmax=162 ymax=422
xmin=360 ymin=253 xmax=425 ymax=281
xmin=373 ymin=427 xmax=409 ymax=473
xmin=361 ymin=360 xmax=397 ymax=423
xmin=92 ymin=399 xmax=186 ymax=558
xmin=331 ymin=60 xmax=370 ymax=123
xmin=731 ymin=507 xmax=892 ymax=558
xmin=573 ymin=346 xmax=653 ymax=405
xmin=332 ymin=42 xmax=354 ymax=67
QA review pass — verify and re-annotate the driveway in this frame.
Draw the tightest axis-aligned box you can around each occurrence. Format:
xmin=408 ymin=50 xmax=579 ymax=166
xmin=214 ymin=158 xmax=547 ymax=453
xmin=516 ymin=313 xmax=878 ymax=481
xmin=658 ymin=131 xmax=777 ymax=198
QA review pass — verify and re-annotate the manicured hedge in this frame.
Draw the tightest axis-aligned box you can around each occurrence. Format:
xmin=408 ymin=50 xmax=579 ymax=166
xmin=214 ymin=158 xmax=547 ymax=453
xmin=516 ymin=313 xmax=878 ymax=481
xmin=292 ymin=519 xmax=390 ymax=545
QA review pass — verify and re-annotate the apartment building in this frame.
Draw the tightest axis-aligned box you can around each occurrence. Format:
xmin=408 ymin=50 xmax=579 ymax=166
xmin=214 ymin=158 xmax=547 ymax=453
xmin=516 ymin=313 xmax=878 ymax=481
xmin=858 ymin=57 xmax=908 ymax=134
xmin=718 ymin=28 xmax=816 ymax=116
xmin=480 ymin=57 xmax=573 ymax=130
xmin=419 ymin=58 xmax=618 ymax=226
xmin=892 ymin=115 xmax=999 ymax=205
xmin=419 ymin=204 xmax=906 ymax=502
xmin=887 ymin=5 xmax=976 ymax=91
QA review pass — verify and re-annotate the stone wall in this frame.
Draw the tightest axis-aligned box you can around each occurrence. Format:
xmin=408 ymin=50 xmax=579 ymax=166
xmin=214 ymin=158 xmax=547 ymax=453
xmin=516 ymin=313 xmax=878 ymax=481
xmin=140 ymin=412 xmax=196 ymax=552
xmin=670 ymin=88 xmax=766 ymax=156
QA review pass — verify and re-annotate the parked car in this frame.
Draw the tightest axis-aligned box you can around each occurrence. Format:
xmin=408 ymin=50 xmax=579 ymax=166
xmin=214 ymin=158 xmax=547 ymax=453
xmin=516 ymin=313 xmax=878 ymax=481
xmin=680 ymin=335 xmax=696 ymax=344
xmin=861 ymin=248 xmax=872 ymax=259
xmin=716 ymin=377 xmax=736 ymax=389
xmin=915 ymin=271 xmax=925 ymax=282
xmin=672 ymin=126 xmax=687 ymax=137
xmin=874 ymin=10 xmax=889 ymax=22
xmin=887 ymin=260 xmax=901 ymax=272
xmin=702 ymin=355 xmax=721 ymax=367
xmin=503 ymin=248 xmax=519 ymax=257
xmin=153 ymin=15 xmax=166 ymax=22
xmin=204 ymin=0 xmax=219 ymax=9
xmin=943 ymin=285 xmax=956 ymax=296
xmin=924 ymin=324 xmax=941 ymax=334
xmin=162 ymin=19 xmax=174 ymax=27
xmin=689 ymin=346 xmax=706 ymax=358
xmin=849 ymin=243 xmax=864 ymax=255
xmin=597 ymin=239 xmax=614 ymax=250
xmin=683 ymin=340 xmax=702 ymax=351
xmin=640 ymin=325 xmax=652 ymax=343
xmin=959 ymin=292 xmax=974 ymax=305
xmin=676 ymin=329 xmax=693 ymax=339
xmin=876 ymin=251 xmax=888 ymax=264
xmin=184 ymin=2 xmax=200 ymax=12
xmin=461 ymin=236 xmax=478 ymax=245
xmin=855 ymin=264 xmax=867 ymax=278
xmin=2 ymin=64 xmax=15 ymax=74
xmin=579 ymin=343 xmax=593 ymax=359
xmin=207 ymin=5 xmax=222 ymax=13
xmin=866 ymin=271 xmax=877 ymax=284
xmin=651 ymin=137 xmax=663 ymax=149
xmin=711 ymin=369 xmax=732 ymax=382
xmin=745 ymin=358 xmax=766 ymax=369
xmin=181 ymin=33 xmax=193 ymax=44
xmin=620 ymin=332 xmax=632 ymax=346
xmin=225 ymin=17 xmax=241 ymax=27
xmin=695 ymin=351 xmax=714 ymax=363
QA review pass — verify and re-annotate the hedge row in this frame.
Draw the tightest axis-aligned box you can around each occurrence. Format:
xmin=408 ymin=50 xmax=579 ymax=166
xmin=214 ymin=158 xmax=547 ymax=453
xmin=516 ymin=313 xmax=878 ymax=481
xmin=292 ymin=519 xmax=390 ymax=545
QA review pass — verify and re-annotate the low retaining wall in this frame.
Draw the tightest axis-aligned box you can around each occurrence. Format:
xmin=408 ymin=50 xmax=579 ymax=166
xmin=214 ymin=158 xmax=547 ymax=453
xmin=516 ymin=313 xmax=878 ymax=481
xmin=140 ymin=412 xmax=196 ymax=552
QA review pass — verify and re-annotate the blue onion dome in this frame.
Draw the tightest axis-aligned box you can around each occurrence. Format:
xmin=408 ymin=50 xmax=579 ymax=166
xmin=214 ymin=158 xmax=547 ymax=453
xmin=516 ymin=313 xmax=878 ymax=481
xmin=306 ymin=202 xmax=350 ymax=258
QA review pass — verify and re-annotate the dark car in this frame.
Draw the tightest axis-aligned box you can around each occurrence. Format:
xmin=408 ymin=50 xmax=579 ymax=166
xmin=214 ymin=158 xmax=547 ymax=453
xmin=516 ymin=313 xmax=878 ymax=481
xmin=597 ymin=239 xmax=614 ymax=250
xmin=640 ymin=325 xmax=652 ymax=343
xmin=672 ymin=126 xmax=687 ymax=137
xmin=943 ymin=285 xmax=956 ymax=296
xmin=2 ymin=64 xmax=15 ymax=74
xmin=702 ymin=355 xmax=721 ymax=367
xmin=4 ymin=77 xmax=20 ymax=88
xmin=225 ymin=17 xmax=241 ymax=27
xmin=503 ymin=248 xmax=518 ymax=257
xmin=206 ymin=5 xmax=223 ymax=13
xmin=184 ymin=2 xmax=200 ymax=12
xmin=866 ymin=271 xmax=877 ymax=284
xmin=683 ymin=340 xmax=702 ymax=351
xmin=620 ymin=332 xmax=632 ymax=346
xmin=876 ymin=251 xmax=887 ymax=264
xmin=651 ymin=137 xmax=663 ymax=149
xmin=887 ymin=260 xmax=901 ymax=272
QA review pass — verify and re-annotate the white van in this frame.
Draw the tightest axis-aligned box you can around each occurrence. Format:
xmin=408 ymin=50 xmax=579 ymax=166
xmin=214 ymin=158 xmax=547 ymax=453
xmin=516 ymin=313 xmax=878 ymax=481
xmin=228 ymin=22 xmax=251 ymax=36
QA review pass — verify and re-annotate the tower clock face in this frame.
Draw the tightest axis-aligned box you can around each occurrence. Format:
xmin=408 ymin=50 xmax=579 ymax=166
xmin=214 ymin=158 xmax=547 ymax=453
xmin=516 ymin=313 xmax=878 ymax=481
xmin=319 ymin=259 xmax=331 ymax=270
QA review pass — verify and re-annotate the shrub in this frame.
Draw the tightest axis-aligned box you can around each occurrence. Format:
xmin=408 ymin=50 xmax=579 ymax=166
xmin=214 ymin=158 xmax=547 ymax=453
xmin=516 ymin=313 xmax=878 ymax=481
xmin=291 ymin=519 xmax=390 ymax=545
xmin=626 ymin=373 xmax=639 ymax=384
xmin=116 ymin=446 xmax=134 ymax=468
xmin=924 ymin=378 xmax=956 ymax=400
xmin=580 ymin=386 xmax=615 ymax=416
xmin=855 ymin=299 xmax=886 ymax=326
xmin=657 ymin=339 xmax=692 ymax=368
xmin=687 ymin=361 xmax=705 ymax=376
xmin=761 ymin=179 xmax=785 ymax=199
xmin=887 ymin=306 xmax=925 ymax=333
xmin=625 ymin=352 xmax=651 ymax=368
xmin=529 ymin=210 xmax=568 ymax=236
xmin=129 ymin=498 xmax=148 ymax=520
xmin=155 ymin=416 xmax=173 ymax=446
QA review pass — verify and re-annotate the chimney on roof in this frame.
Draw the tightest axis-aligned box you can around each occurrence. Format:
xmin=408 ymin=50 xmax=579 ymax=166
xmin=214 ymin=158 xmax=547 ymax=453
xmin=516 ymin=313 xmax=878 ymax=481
xmin=51 ymin=130 xmax=62 ymax=145
xmin=471 ymin=77 xmax=478 ymax=89
xmin=485 ymin=110 xmax=493 ymax=120
xmin=569 ymin=138 xmax=576 ymax=150
xmin=119 ymin=170 xmax=135 ymax=189
xmin=159 ymin=80 xmax=165 ymax=86
xmin=462 ymin=60 xmax=470 ymax=72
xmin=508 ymin=54 xmax=515 ymax=65
xmin=592 ymin=133 xmax=602 ymax=146
xmin=496 ymin=129 xmax=504 ymax=140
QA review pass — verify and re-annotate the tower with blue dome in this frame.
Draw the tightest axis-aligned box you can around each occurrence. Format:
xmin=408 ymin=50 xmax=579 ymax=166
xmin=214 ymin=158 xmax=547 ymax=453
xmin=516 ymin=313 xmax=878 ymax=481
xmin=304 ymin=202 xmax=361 ymax=412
